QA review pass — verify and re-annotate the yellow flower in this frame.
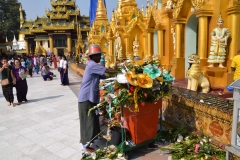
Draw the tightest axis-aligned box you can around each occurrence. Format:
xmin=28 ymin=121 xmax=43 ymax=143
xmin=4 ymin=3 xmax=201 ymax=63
xmin=156 ymin=76 xmax=164 ymax=82
xmin=125 ymin=71 xmax=138 ymax=86
xmin=137 ymin=74 xmax=153 ymax=88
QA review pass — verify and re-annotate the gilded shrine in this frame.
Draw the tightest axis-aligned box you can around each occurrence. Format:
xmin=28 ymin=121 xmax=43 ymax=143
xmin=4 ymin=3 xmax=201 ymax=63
xmin=18 ymin=0 xmax=90 ymax=56
xmin=91 ymin=0 xmax=240 ymax=88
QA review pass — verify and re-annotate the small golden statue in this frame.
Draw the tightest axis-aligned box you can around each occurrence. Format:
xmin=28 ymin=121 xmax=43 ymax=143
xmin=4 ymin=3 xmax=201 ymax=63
xmin=115 ymin=31 xmax=123 ymax=60
xmin=165 ymin=0 xmax=173 ymax=10
xmin=133 ymin=35 xmax=139 ymax=57
xmin=207 ymin=13 xmax=230 ymax=68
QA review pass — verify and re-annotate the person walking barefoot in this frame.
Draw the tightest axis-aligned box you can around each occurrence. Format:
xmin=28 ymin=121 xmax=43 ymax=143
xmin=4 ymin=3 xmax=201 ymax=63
xmin=0 ymin=58 xmax=16 ymax=107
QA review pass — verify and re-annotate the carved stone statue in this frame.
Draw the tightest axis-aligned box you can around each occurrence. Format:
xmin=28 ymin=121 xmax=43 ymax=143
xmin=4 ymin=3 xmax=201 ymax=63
xmin=207 ymin=13 xmax=230 ymax=68
xmin=115 ymin=31 xmax=123 ymax=60
xmin=133 ymin=35 xmax=139 ymax=57
xmin=171 ymin=26 xmax=176 ymax=56
xmin=165 ymin=0 xmax=173 ymax=10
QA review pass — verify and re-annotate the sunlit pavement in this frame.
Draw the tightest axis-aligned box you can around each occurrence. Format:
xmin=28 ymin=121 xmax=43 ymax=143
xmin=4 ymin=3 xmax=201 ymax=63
xmin=0 ymin=66 xmax=171 ymax=160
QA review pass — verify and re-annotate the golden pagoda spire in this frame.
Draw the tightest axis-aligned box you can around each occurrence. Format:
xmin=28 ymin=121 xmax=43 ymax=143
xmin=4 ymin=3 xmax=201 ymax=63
xmin=96 ymin=0 xmax=107 ymax=19
xmin=19 ymin=5 xmax=24 ymax=28
xmin=117 ymin=0 xmax=123 ymax=18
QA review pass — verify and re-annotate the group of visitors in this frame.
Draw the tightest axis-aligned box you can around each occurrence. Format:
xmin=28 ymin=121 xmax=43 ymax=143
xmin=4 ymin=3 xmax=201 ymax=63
xmin=0 ymin=57 xmax=28 ymax=106
xmin=0 ymin=53 xmax=69 ymax=106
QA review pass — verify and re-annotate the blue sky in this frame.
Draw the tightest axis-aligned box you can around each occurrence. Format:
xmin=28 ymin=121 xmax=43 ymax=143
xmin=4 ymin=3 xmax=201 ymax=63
xmin=18 ymin=0 xmax=151 ymax=20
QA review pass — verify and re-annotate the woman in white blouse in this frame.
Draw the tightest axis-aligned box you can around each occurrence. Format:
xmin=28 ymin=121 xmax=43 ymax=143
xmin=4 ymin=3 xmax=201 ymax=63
xmin=61 ymin=55 xmax=69 ymax=86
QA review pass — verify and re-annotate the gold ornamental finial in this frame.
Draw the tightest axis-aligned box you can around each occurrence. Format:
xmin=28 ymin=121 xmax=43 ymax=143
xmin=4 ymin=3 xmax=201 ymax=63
xmin=217 ymin=13 xmax=224 ymax=22
xmin=147 ymin=0 xmax=150 ymax=6
xmin=111 ymin=10 xmax=116 ymax=22
xmin=96 ymin=0 xmax=107 ymax=18
xmin=142 ymin=5 xmax=144 ymax=13
xmin=19 ymin=5 xmax=24 ymax=28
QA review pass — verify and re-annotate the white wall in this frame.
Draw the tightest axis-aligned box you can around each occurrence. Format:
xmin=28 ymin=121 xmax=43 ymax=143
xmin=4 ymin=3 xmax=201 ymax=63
xmin=185 ymin=14 xmax=198 ymax=77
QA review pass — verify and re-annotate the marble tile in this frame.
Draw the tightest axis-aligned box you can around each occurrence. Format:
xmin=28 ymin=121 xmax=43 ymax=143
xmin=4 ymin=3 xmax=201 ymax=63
xmin=35 ymin=137 xmax=56 ymax=147
xmin=45 ymin=142 xmax=66 ymax=153
xmin=0 ymin=145 xmax=18 ymax=156
xmin=54 ymin=147 xmax=78 ymax=159
xmin=68 ymin=152 xmax=83 ymax=160
xmin=0 ymin=126 xmax=8 ymax=131
xmin=28 ymin=148 xmax=52 ymax=160
xmin=0 ymin=151 xmax=32 ymax=160
xmin=20 ymin=144 xmax=42 ymax=155
xmin=42 ymin=154 xmax=64 ymax=160
xmin=17 ymin=128 xmax=33 ymax=135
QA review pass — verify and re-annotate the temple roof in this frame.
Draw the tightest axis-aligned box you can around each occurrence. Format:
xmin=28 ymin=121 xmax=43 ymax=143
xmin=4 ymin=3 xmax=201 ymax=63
xmin=19 ymin=0 xmax=90 ymax=39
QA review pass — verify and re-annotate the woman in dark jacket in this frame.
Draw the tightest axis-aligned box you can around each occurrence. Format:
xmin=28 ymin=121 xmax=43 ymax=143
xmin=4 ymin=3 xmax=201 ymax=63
xmin=0 ymin=58 xmax=16 ymax=107
xmin=12 ymin=59 xmax=29 ymax=105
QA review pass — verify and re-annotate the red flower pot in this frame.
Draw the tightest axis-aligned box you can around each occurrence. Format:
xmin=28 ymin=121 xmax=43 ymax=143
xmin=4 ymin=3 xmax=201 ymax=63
xmin=123 ymin=100 xmax=162 ymax=145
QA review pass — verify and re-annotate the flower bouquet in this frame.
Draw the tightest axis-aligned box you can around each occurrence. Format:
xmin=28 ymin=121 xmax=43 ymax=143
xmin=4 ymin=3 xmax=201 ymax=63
xmin=88 ymin=59 xmax=174 ymax=117
xmin=89 ymin=59 xmax=174 ymax=145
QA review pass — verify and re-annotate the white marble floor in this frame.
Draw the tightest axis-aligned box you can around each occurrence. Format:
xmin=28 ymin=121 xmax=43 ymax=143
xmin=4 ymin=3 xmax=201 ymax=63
xmin=0 ymin=68 xmax=83 ymax=160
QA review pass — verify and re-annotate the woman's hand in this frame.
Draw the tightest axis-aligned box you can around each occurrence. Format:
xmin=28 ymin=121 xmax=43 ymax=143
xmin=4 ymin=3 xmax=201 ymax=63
xmin=13 ymin=79 xmax=16 ymax=84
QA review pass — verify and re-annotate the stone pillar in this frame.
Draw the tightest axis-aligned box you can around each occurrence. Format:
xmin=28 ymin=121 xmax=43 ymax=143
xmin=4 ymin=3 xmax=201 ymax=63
xmin=157 ymin=29 xmax=164 ymax=58
xmin=25 ymin=38 xmax=29 ymax=55
xmin=198 ymin=16 xmax=208 ymax=59
xmin=67 ymin=34 xmax=72 ymax=54
xmin=49 ymin=34 xmax=53 ymax=53
xmin=175 ymin=23 xmax=183 ymax=58
xmin=147 ymin=29 xmax=154 ymax=56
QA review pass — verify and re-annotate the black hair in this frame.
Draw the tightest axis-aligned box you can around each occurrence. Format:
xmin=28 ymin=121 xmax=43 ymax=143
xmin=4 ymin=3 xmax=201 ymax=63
xmin=1 ymin=57 xmax=8 ymax=61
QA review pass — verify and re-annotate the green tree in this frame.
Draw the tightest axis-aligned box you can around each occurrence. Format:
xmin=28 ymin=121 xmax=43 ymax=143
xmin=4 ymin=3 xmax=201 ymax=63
xmin=0 ymin=0 xmax=26 ymax=41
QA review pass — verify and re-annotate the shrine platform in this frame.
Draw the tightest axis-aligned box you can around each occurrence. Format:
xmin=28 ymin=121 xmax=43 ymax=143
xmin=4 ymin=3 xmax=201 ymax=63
xmin=173 ymin=78 xmax=233 ymax=99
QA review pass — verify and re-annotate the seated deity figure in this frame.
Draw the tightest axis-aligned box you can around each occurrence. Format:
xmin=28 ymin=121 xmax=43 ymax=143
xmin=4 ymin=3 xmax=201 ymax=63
xmin=207 ymin=13 xmax=230 ymax=68
xmin=133 ymin=35 xmax=139 ymax=57
xmin=165 ymin=0 xmax=173 ymax=10
xmin=115 ymin=31 xmax=123 ymax=60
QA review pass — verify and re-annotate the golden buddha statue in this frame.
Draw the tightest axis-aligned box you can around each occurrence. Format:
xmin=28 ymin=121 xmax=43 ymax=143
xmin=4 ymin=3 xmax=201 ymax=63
xmin=207 ymin=13 xmax=230 ymax=68
xmin=115 ymin=31 xmax=123 ymax=60
xmin=133 ymin=35 xmax=139 ymax=57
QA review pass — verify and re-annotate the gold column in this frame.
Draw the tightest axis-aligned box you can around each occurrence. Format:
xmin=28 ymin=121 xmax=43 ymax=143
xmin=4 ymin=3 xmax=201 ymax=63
xmin=49 ymin=34 xmax=53 ymax=53
xmin=198 ymin=17 xmax=208 ymax=59
xmin=143 ymin=33 xmax=148 ymax=58
xmin=25 ymin=39 xmax=29 ymax=55
xmin=124 ymin=34 xmax=130 ymax=57
xmin=176 ymin=23 xmax=183 ymax=58
xmin=108 ymin=38 xmax=114 ymax=62
xmin=67 ymin=34 xmax=72 ymax=54
xmin=147 ymin=30 xmax=154 ymax=55
xmin=229 ymin=13 xmax=240 ymax=59
xmin=157 ymin=30 xmax=164 ymax=58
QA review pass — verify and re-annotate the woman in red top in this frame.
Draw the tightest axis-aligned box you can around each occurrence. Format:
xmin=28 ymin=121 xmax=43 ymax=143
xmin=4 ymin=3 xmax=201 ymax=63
xmin=52 ymin=55 xmax=57 ymax=69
